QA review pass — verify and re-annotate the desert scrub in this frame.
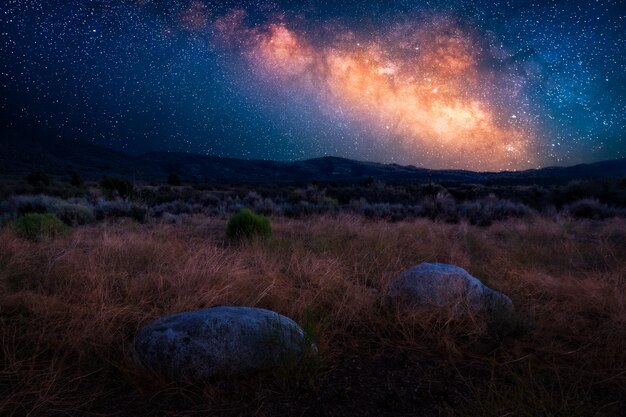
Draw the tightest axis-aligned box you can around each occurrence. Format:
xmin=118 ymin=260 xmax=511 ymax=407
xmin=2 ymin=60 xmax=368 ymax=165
xmin=100 ymin=176 xmax=134 ymax=199
xmin=226 ymin=208 xmax=272 ymax=239
xmin=55 ymin=202 xmax=95 ymax=226
xmin=564 ymin=198 xmax=620 ymax=219
xmin=11 ymin=213 xmax=69 ymax=241
xmin=93 ymin=200 xmax=147 ymax=222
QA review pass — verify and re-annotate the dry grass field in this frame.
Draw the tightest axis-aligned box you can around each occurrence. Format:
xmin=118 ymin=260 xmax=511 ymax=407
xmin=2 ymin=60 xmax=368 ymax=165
xmin=1 ymin=215 xmax=625 ymax=416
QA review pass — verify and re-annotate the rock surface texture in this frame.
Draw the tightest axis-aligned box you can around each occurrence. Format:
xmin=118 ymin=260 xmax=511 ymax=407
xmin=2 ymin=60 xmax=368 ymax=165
xmin=388 ymin=263 xmax=513 ymax=312
xmin=134 ymin=306 xmax=313 ymax=380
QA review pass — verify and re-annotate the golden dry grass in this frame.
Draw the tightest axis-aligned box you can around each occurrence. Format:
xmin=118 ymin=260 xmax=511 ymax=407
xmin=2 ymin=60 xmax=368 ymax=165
xmin=1 ymin=215 xmax=625 ymax=416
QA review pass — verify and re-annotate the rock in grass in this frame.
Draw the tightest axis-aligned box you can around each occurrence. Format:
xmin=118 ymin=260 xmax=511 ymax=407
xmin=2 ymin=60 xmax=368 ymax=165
xmin=388 ymin=263 xmax=513 ymax=312
xmin=134 ymin=306 xmax=314 ymax=380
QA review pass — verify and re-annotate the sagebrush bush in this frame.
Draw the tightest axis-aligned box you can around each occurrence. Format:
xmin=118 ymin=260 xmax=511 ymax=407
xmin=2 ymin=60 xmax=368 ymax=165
xmin=9 ymin=194 xmax=62 ymax=216
xmin=253 ymin=197 xmax=282 ymax=216
xmin=226 ymin=208 xmax=272 ymax=239
xmin=420 ymin=191 xmax=460 ymax=223
xmin=94 ymin=200 xmax=130 ymax=219
xmin=564 ymin=198 xmax=617 ymax=219
xmin=11 ymin=213 xmax=69 ymax=241
xmin=150 ymin=200 xmax=195 ymax=217
xmin=459 ymin=195 xmax=533 ymax=226
xmin=93 ymin=199 xmax=147 ymax=222
xmin=54 ymin=202 xmax=95 ymax=225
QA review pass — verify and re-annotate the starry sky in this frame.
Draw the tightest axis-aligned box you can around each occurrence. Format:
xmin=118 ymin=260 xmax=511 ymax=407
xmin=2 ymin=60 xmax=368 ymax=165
xmin=1 ymin=0 xmax=625 ymax=171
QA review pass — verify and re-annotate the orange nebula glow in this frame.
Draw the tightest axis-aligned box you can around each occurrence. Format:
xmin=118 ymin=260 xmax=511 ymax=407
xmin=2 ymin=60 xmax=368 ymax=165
xmin=218 ymin=16 xmax=536 ymax=170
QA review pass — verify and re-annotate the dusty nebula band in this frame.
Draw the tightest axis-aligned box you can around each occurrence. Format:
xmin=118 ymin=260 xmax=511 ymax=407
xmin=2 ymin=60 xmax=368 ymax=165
xmin=184 ymin=6 xmax=538 ymax=170
xmin=245 ymin=19 xmax=533 ymax=170
xmin=181 ymin=2 xmax=536 ymax=170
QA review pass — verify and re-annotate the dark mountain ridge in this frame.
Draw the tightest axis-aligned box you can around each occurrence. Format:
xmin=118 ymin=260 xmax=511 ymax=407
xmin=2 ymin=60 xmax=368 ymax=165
xmin=1 ymin=129 xmax=625 ymax=185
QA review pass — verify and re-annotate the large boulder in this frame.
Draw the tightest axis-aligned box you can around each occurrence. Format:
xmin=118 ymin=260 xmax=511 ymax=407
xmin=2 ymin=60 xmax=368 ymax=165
xmin=134 ymin=306 xmax=314 ymax=380
xmin=387 ymin=263 xmax=513 ymax=312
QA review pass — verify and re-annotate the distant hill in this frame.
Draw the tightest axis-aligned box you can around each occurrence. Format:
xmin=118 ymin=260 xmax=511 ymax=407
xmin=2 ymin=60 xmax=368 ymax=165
xmin=1 ymin=129 xmax=625 ymax=185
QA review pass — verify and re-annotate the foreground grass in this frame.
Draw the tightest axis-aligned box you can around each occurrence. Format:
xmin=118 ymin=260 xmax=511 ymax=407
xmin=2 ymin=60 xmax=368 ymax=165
xmin=1 ymin=215 xmax=625 ymax=416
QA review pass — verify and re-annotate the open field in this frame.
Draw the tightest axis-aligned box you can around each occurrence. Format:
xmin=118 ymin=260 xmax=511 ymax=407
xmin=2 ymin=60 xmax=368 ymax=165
xmin=1 ymin=215 xmax=625 ymax=416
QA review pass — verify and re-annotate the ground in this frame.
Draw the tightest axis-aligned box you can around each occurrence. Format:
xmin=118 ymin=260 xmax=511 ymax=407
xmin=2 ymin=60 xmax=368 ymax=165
xmin=1 ymin=215 xmax=625 ymax=416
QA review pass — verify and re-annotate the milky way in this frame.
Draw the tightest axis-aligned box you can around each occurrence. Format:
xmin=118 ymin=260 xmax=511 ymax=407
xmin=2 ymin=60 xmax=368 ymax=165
xmin=1 ymin=1 xmax=625 ymax=170
xmin=218 ymin=13 xmax=535 ymax=169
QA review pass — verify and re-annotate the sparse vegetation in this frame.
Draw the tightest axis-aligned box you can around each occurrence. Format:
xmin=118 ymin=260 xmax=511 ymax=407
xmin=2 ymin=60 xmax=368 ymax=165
xmin=0 ymin=172 xmax=625 ymax=416
xmin=0 ymin=215 xmax=624 ymax=416
xmin=2 ymin=173 xmax=626 ymax=225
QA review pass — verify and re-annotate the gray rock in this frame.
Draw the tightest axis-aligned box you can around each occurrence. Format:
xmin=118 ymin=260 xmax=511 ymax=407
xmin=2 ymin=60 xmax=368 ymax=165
xmin=134 ymin=306 xmax=314 ymax=380
xmin=387 ymin=263 xmax=513 ymax=312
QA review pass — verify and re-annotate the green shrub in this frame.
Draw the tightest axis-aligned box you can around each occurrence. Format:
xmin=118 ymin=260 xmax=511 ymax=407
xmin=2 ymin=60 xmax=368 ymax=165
xmin=226 ymin=209 xmax=271 ymax=240
xmin=12 ymin=213 xmax=69 ymax=241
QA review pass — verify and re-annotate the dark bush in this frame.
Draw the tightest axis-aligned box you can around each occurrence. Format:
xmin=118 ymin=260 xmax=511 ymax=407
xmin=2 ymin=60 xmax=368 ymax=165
xmin=226 ymin=209 xmax=271 ymax=240
xmin=564 ymin=198 xmax=616 ymax=219
xmin=12 ymin=213 xmax=69 ymax=241
xmin=26 ymin=169 xmax=50 ymax=187
xmin=168 ymin=173 xmax=181 ymax=186
xmin=100 ymin=177 xmax=133 ymax=199
xmin=289 ymin=191 xmax=302 ymax=204
xmin=128 ymin=206 xmax=147 ymax=223
xmin=136 ymin=187 xmax=159 ymax=205
xmin=69 ymin=171 xmax=84 ymax=187
xmin=10 ymin=195 xmax=60 ymax=216
xmin=419 ymin=192 xmax=459 ymax=223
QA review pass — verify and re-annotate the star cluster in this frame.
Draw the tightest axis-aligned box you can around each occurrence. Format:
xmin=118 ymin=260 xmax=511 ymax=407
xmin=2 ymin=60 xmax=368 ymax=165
xmin=1 ymin=0 xmax=625 ymax=170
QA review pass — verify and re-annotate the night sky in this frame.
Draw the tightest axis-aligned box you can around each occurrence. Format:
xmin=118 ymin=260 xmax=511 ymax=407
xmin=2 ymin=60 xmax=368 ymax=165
xmin=1 ymin=1 xmax=625 ymax=170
